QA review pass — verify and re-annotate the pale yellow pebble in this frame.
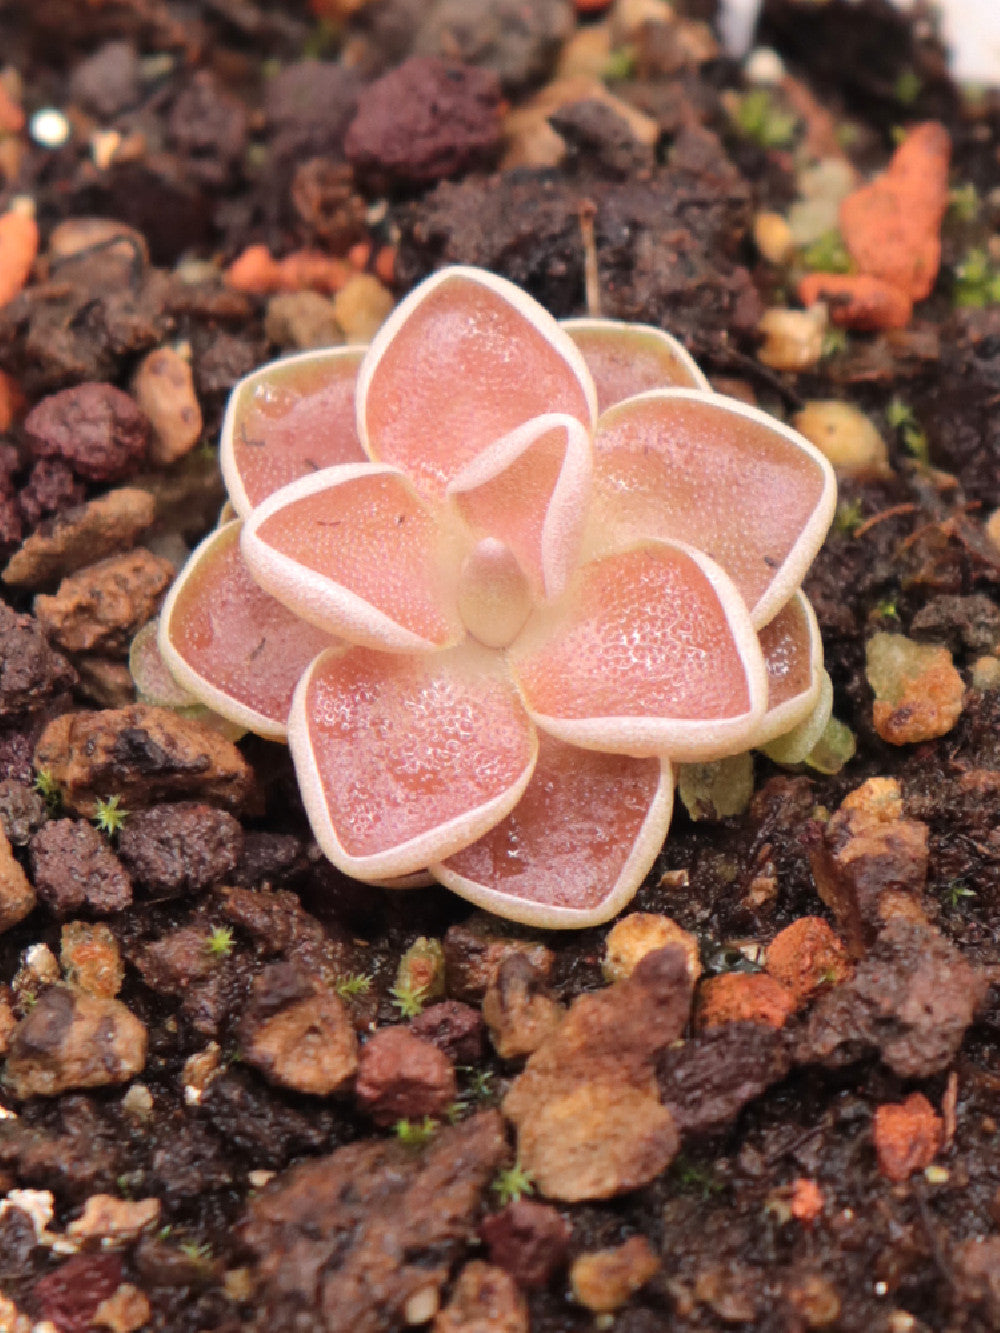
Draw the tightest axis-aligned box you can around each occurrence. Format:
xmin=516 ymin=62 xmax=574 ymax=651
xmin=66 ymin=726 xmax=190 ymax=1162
xmin=603 ymin=911 xmax=701 ymax=984
xmin=986 ymin=507 xmax=1000 ymax=550
xmin=555 ymin=24 xmax=613 ymax=81
xmin=793 ymin=400 xmax=889 ymax=476
xmin=971 ymin=655 xmax=1000 ymax=691
xmin=332 ymin=273 xmax=395 ymax=343
xmin=753 ymin=210 xmax=795 ymax=265
xmin=757 ymin=305 xmax=827 ymax=371
xmin=132 ymin=347 xmax=202 ymax=466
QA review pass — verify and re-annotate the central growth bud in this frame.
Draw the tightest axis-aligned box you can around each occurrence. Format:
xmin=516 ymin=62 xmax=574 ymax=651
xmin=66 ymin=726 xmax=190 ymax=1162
xmin=456 ymin=538 xmax=533 ymax=649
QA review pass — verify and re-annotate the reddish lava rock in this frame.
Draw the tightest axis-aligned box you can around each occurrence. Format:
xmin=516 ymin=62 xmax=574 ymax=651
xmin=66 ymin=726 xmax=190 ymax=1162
xmin=25 ymin=383 xmax=150 ymax=483
xmin=409 ymin=999 xmax=485 ymax=1064
xmin=355 ymin=1025 xmax=456 ymax=1126
xmin=31 ymin=1252 xmax=123 ymax=1333
xmin=873 ymin=1091 xmax=943 ymax=1182
xmin=29 ymin=818 xmax=132 ymax=915
xmin=480 ymin=1200 xmax=572 ymax=1289
xmin=116 ymin=802 xmax=243 ymax=896
xmin=345 ymin=56 xmax=504 ymax=186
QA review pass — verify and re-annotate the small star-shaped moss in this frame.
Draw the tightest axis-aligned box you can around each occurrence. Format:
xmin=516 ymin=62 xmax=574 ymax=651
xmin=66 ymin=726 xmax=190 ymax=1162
xmin=204 ymin=926 xmax=235 ymax=958
xmin=389 ymin=979 xmax=428 ymax=1019
xmin=491 ymin=1160 xmax=535 ymax=1206
xmin=92 ymin=794 xmax=128 ymax=837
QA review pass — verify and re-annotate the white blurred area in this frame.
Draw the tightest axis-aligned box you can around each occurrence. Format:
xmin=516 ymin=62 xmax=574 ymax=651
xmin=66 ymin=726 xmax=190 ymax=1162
xmin=719 ymin=0 xmax=1000 ymax=86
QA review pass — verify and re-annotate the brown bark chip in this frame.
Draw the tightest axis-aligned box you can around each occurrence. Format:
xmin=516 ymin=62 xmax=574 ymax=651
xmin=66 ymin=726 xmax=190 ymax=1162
xmin=33 ymin=704 xmax=254 ymax=816
xmin=34 ymin=549 xmax=175 ymax=656
xmin=240 ymin=1111 xmax=506 ymax=1333
xmin=3 ymin=488 xmax=156 ymax=590
xmin=658 ymin=1022 xmax=791 ymax=1135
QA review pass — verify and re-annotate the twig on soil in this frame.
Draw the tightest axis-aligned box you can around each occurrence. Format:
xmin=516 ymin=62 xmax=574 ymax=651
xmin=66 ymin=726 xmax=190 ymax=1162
xmin=578 ymin=200 xmax=601 ymax=318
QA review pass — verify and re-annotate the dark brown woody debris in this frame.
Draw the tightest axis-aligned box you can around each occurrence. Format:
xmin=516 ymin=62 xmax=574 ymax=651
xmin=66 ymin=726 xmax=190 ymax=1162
xmin=0 ymin=601 xmax=75 ymax=716
xmin=33 ymin=549 xmax=175 ymax=657
xmin=797 ymin=918 xmax=986 ymax=1078
xmin=808 ymin=777 xmax=930 ymax=955
xmin=240 ymin=962 xmax=358 ymax=1097
xmin=410 ymin=1000 xmax=485 ymax=1065
xmin=33 ymin=704 xmax=255 ymax=816
xmin=435 ymin=1260 xmax=529 ymax=1333
xmin=24 ymin=382 xmax=150 ymax=483
xmin=29 ymin=818 xmax=132 ymax=915
xmin=240 ymin=1110 xmax=505 ymax=1333
xmin=219 ymin=883 xmax=326 ymax=956
xmin=4 ymin=986 xmax=146 ymax=1097
xmin=479 ymin=1200 xmax=571 ymax=1289
xmin=167 ymin=70 xmax=249 ymax=189
xmin=200 ymin=1069 xmax=331 ymax=1170
xmin=134 ymin=924 xmax=228 ymax=996
xmin=346 ymin=57 xmax=504 ymax=187
xmin=658 ymin=1022 xmax=792 ymax=1135
xmin=116 ymin=802 xmax=243 ymax=896
xmin=2 ymin=488 xmax=156 ymax=590
xmin=355 ymin=1025 xmax=457 ymax=1126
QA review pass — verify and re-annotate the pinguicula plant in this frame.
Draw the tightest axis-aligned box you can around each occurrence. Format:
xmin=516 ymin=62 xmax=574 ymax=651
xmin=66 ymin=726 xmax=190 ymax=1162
xmin=153 ymin=267 xmax=836 ymax=927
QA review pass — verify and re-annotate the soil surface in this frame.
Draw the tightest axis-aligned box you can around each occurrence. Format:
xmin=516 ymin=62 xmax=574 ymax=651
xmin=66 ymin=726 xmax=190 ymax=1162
xmin=2 ymin=1 xmax=1000 ymax=1331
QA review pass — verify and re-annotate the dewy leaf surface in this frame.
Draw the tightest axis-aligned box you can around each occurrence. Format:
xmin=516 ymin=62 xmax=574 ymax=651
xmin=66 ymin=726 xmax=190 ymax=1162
xmin=241 ymin=464 xmax=463 ymax=651
xmin=590 ymin=389 xmax=836 ymax=627
xmin=357 ymin=267 xmax=597 ymax=496
xmin=159 ymin=521 xmax=333 ymax=739
xmin=289 ymin=643 xmax=538 ymax=880
xmin=434 ymin=734 xmax=672 ymax=928
xmin=221 ymin=347 xmax=367 ymax=517
xmin=447 ymin=413 xmax=591 ymax=600
xmin=511 ymin=541 xmax=767 ymax=761
xmin=562 ymin=318 xmax=710 ymax=412
xmin=756 ymin=590 xmax=824 ymax=744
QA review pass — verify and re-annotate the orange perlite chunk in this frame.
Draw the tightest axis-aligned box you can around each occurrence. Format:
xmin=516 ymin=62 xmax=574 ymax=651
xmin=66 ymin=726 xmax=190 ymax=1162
xmin=797 ymin=122 xmax=951 ymax=331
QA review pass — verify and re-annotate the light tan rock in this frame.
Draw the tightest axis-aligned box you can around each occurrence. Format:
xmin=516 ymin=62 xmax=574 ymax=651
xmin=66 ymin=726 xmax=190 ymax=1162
xmin=0 ymin=825 xmax=34 ymax=933
xmin=33 ymin=703 xmax=255 ymax=816
xmin=133 ymin=347 xmax=202 ymax=465
xmin=603 ymin=912 xmax=700 ymax=984
xmin=793 ymin=400 xmax=889 ymax=476
xmin=570 ymin=1236 xmax=660 ymax=1312
xmin=5 ymin=986 xmax=146 ymax=1097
